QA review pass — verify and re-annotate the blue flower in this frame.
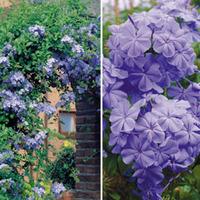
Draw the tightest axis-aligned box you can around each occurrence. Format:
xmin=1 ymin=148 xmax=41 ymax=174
xmin=29 ymin=25 xmax=45 ymax=37
xmin=103 ymin=81 xmax=127 ymax=109
xmin=33 ymin=186 xmax=45 ymax=197
xmin=103 ymin=58 xmax=128 ymax=84
xmin=2 ymin=43 xmax=16 ymax=57
xmin=24 ymin=131 xmax=47 ymax=150
xmin=135 ymin=112 xmax=165 ymax=143
xmin=51 ymin=182 xmax=65 ymax=199
xmin=8 ymin=72 xmax=26 ymax=88
xmin=121 ymin=135 xmax=156 ymax=167
xmin=130 ymin=61 xmax=163 ymax=93
xmin=35 ymin=103 xmax=56 ymax=117
xmin=61 ymin=35 xmax=74 ymax=44
xmin=56 ymin=92 xmax=75 ymax=108
xmin=120 ymin=24 xmax=152 ymax=57
xmin=110 ymin=99 xmax=141 ymax=133
xmin=44 ymin=58 xmax=58 ymax=77
xmin=0 ymin=56 xmax=10 ymax=67
xmin=1 ymin=91 xmax=26 ymax=116
xmin=168 ymin=44 xmax=196 ymax=75
xmin=175 ymin=114 xmax=200 ymax=146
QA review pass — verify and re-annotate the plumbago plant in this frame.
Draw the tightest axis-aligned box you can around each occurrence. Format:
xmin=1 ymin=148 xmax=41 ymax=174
xmin=0 ymin=0 xmax=100 ymax=199
xmin=103 ymin=0 xmax=200 ymax=199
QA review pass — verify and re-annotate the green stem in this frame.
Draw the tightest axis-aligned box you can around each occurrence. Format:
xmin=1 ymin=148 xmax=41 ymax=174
xmin=169 ymin=179 xmax=174 ymax=200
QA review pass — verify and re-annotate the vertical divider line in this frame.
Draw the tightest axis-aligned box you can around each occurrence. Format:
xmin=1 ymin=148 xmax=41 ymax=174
xmin=100 ymin=0 xmax=103 ymax=199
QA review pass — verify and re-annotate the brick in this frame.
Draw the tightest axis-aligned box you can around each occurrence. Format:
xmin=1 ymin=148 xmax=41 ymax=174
xmin=76 ymin=115 xmax=98 ymax=124
xmin=76 ymin=140 xmax=100 ymax=149
xmin=76 ymin=131 xmax=99 ymax=135
xmin=75 ymin=101 xmax=100 ymax=199
xmin=74 ymin=190 xmax=100 ymax=199
xmin=76 ymin=102 xmax=99 ymax=110
xmin=78 ymin=173 xmax=100 ymax=182
xmin=76 ymin=164 xmax=100 ymax=174
xmin=76 ymin=124 xmax=98 ymax=132
xmin=76 ymin=157 xmax=100 ymax=165
xmin=76 ymin=133 xmax=100 ymax=140
xmin=76 ymin=110 xmax=100 ymax=116
xmin=73 ymin=199 xmax=94 ymax=200
xmin=76 ymin=148 xmax=100 ymax=157
xmin=76 ymin=182 xmax=100 ymax=190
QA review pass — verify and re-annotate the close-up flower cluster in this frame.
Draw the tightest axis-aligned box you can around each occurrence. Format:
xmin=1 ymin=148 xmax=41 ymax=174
xmin=104 ymin=0 xmax=200 ymax=199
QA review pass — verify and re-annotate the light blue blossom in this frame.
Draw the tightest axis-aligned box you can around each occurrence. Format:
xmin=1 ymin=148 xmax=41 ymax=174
xmin=0 ymin=56 xmax=9 ymax=67
xmin=29 ymin=25 xmax=45 ymax=37
xmin=51 ymin=182 xmax=65 ymax=199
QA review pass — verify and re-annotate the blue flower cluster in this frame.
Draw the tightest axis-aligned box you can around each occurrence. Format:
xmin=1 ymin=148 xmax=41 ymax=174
xmin=104 ymin=0 xmax=200 ymax=199
xmin=0 ymin=90 xmax=26 ymax=118
xmin=43 ymin=58 xmax=58 ymax=77
xmin=0 ymin=56 xmax=10 ymax=68
xmin=61 ymin=34 xmax=84 ymax=54
xmin=56 ymin=91 xmax=75 ymax=108
xmin=34 ymin=102 xmax=56 ymax=118
xmin=6 ymin=72 xmax=33 ymax=94
xmin=0 ymin=151 xmax=14 ymax=165
xmin=1 ymin=43 xmax=16 ymax=57
xmin=51 ymin=182 xmax=66 ymax=199
xmin=32 ymin=186 xmax=45 ymax=198
xmin=43 ymin=18 xmax=100 ymax=100
xmin=28 ymin=25 xmax=45 ymax=38
xmin=24 ymin=131 xmax=47 ymax=150
xmin=0 ymin=178 xmax=14 ymax=193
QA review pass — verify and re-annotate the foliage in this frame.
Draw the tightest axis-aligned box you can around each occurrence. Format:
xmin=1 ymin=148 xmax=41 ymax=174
xmin=0 ymin=0 xmax=99 ymax=199
xmin=47 ymin=146 xmax=79 ymax=190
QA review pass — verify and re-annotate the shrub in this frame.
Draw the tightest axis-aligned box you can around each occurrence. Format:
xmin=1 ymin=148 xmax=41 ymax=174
xmin=0 ymin=0 xmax=99 ymax=199
xmin=48 ymin=147 xmax=79 ymax=190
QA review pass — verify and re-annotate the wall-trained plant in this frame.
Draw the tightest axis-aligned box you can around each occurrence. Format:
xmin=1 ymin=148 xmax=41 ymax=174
xmin=103 ymin=0 xmax=200 ymax=199
xmin=47 ymin=146 xmax=79 ymax=191
xmin=0 ymin=0 xmax=100 ymax=199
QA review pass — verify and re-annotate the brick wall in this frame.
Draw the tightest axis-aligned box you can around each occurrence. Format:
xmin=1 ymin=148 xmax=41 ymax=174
xmin=0 ymin=0 xmax=12 ymax=8
xmin=41 ymin=88 xmax=76 ymax=160
xmin=74 ymin=101 xmax=100 ymax=200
